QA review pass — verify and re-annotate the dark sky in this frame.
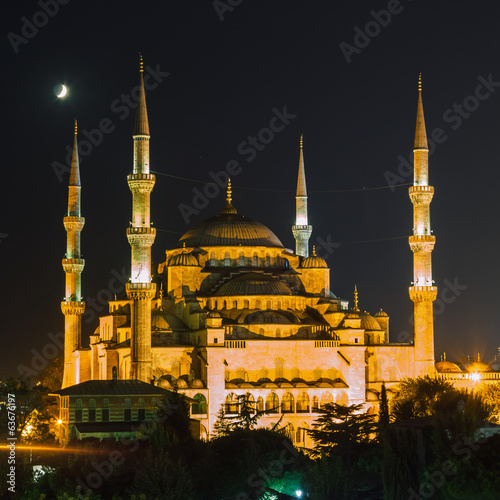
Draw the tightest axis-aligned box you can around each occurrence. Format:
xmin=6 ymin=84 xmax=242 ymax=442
xmin=2 ymin=0 xmax=500 ymax=377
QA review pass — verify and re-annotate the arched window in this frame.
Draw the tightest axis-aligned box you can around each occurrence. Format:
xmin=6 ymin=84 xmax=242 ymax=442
xmin=253 ymin=253 xmax=258 ymax=266
xmin=75 ymin=399 xmax=82 ymax=422
xmin=171 ymin=359 xmax=181 ymax=379
xmin=192 ymin=393 xmax=207 ymax=415
xmin=257 ymin=397 xmax=264 ymax=412
xmin=210 ymin=252 xmax=216 ymax=266
xmin=244 ymin=300 xmax=250 ymax=309
xmin=236 ymin=368 xmax=247 ymax=381
xmin=282 ymin=392 xmax=295 ymax=413
xmin=151 ymin=398 xmax=157 ymax=408
xmin=275 ymin=358 xmax=284 ymax=379
xmin=245 ymin=393 xmax=255 ymax=413
xmin=277 ymin=301 xmax=282 ymax=310
xmin=224 ymin=252 xmax=231 ymax=266
xmin=255 ymin=300 xmax=261 ymax=310
xmin=233 ymin=300 xmax=238 ymax=309
xmin=239 ymin=253 xmax=245 ymax=266
xmin=336 ymin=391 xmax=348 ymax=406
xmin=313 ymin=368 xmax=322 ymax=380
xmin=276 ymin=328 xmax=281 ymax=338
xmin=321 ymin=392 xmax=333 ymax=408
xmin=88 ymin=399 xmax=96 ymax=422
xmin=296 ymin=393 xmax=310 ymax=413
xmin=102 ymin=399 xmax=109 ymax=422
xmin=265 ymin=254 xmax=271 ymax=267
xmin=312 ymin=396 xmax=319 ymax=412
xmin=226 ymin=393 xmax=239 ymax=414
xmin=266 ymin=392 xmax=279 ymax=413
xmin=283 ymin=300 xmax=289 ymax=310
xmin=124 ymin=398 xmax=131 ymax=421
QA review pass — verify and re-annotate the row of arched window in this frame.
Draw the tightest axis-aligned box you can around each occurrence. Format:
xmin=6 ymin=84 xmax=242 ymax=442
xmin=224 ymin=391 xmax=348 ymax=415
xmin=207 ymin=297 xmax=305 ymax=311
xmin=208 ymin=252 xmax=288 ymax=268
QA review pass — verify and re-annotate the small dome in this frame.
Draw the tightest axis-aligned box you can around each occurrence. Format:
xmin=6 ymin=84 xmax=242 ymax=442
xmin=190 ymin=379 xmax=204 ymax=389
xmin=152 ymin=310 xmax=170 ymax=330
xmin=245 ymin=310 xmax=294 ymax=325
xmin=435 ymin=361 xmax=462 ymax=373
xmin=215 ymin=272 xmax=292 ymax=296
xmin=176 ymin=379 xmax=188 ymax=389
xmin=157 ymin=377 xmax=172 ymax=389
xmin=207 ymin=310 xmax=221 ymax=318
xmin=490 ymin=361 xmax=500 ymax=372
xmin=300 ymin=246 xmax=328 ymax=268
xmin=359 ymin=311 xmax=382 ymax=331
xmin=168 ymin=249 xmax=198 ymax=267
xmin=345 ymin=311 xmax=360 ymax=320
xmin=466 ymin=361 xmax=491 ymax=373
xmin=375 ymin=309 xmax=388 ymax=317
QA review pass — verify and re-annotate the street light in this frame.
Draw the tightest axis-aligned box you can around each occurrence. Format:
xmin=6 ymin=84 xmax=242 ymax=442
xmin=295 ymin=490 xmax=303 ymax=498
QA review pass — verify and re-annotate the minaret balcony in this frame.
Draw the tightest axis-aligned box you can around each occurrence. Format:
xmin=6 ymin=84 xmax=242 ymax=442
xmin=62 ymin=258 xmax=85 ymax=273
xmin=127 ymin=174 xmax=155 ymax=193
xmin=126 ymin=282 xmax=156 ymax=300
xmin=63 ymin=216 xmax=85 ymax=232
xmin=409 ymin=185 xmax=434 ymax=205
xmin=127 ymin=227 xmax=156 ymax=247
xmin=409 ymin=234 xmax=435 ymax=253
xmin=61 ymin=301 xmax=86 ymax=315
xmin=409 ymin=286 xmax=437 ymax=302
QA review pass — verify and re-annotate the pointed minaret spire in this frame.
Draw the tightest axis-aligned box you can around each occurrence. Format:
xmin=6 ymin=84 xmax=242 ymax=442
xmin=409 ymin=74 xmax=437 ymax=377
xmin=126 ymin=56 xmax=156 ymax=383
xmin=133 ymin=53 xmax=150 ymax=137
xmin=414 ymin=73 xmax=428 ymax=151
xmin=292 ymin=134 xmax=312 ymax=257
xmin=62 ymin=120 xmax=86 ymax=388
xmin=353 ymin=285 xmax=360 ymax=312
xmin=69 ymin=119 xmax=80 ymax=187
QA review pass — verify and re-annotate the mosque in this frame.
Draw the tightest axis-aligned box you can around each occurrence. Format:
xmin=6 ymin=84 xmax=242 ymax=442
xmin=53 ymin=61 xmax=500 ymax=444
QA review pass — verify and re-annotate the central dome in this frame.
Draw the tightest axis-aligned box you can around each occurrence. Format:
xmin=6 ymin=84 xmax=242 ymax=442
xmin=179 ymin=212 xmax=283 ymax=248
xmin=215 ymin=272 xmax=292 ymax=296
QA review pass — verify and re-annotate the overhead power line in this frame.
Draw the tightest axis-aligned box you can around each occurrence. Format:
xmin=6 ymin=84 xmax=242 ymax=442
xmin=150 ymin=170 xmax=411 ymax=193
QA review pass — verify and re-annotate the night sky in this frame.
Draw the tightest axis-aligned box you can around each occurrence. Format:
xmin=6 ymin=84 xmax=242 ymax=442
xmin=3 ymin=1 xmax=500 ymax=377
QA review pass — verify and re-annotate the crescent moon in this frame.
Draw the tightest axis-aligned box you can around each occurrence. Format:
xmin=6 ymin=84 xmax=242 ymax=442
xmin=57 ymin=85 xmax=68 ymax=98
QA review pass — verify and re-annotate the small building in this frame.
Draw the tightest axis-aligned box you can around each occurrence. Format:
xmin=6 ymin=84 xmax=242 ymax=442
xmin=50 ymin=379 xmax=182 ymax=445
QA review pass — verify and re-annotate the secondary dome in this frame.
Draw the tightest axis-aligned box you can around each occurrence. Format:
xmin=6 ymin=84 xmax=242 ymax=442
xmin=168 ymin=249 xmax=198 ymax=266
xmin=466 ymin=361 xmax=491 ymax=373
xmin=179 ymin=191 xmax=283 ymax=248
xmin=300 ymin=246 xmax=328 ymax=268
xmin=215 ymin=272 xmax=292 ymax=296
xmin=435 ymin=361 xmax=462 ymax=373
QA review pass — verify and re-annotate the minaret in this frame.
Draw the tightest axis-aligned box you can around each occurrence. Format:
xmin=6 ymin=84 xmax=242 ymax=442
xmin=62 ymin=120 xmax=86 ymax=388
xmin=408 ymin=74 xmax=437 ymax=377
xmin=126 ymin=55 xmax=156 ymax=383
xmin=292 ymin=134 xmax=312 ymax=257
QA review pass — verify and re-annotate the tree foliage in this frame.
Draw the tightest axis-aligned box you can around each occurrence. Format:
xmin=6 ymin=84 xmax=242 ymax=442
xmin=307 ymin=403 xmax=377 ymax=458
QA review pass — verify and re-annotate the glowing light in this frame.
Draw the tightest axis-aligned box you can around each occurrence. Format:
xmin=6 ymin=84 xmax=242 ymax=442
xmin=296 ymin=491 xmax=303 ymax=498
xmin=54 ymin=84 xmax=68 ymax=98
xmin=471 ymin=372 xmax=480 ymax=382
xmin=57 ymin=419 xmax=63 ymax=425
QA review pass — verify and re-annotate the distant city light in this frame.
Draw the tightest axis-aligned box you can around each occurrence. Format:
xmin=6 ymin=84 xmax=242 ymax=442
xmin=296 ymin=491 xmax=303 ymax=498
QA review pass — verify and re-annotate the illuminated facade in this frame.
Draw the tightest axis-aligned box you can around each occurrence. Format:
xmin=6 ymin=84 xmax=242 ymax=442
xmin=61 ymin=68 xmax=497 ymax=442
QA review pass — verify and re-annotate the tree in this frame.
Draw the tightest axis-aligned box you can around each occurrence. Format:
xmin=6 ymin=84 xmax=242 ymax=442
xmin=391 ymin=376 xmax=456 ymax=421
xmin=212 ymin=393 xmax=273 ymax=438
xmin=478 ymin=382 xmax=500 ymax=424
xmin=307 ymin=403 xmax=377 ymax=458
xmin=378 ymin=382 xmax=390 ymax=431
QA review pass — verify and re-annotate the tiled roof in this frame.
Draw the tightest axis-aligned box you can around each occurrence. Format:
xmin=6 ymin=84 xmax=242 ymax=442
xmin=51 ymin=379 xmax=170 ymax=397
